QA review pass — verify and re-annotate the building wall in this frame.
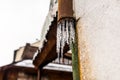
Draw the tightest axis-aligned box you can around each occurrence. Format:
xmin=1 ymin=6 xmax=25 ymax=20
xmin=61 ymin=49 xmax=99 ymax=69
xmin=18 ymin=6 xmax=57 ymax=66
xmin=22 ymin=43 xmax=38 ymax=60
xmin=31 ymin=40 xmax=41 ymax=47
xmin=41 ymin=70 xmax=73 ymax=80
xmin=5 ymin=70 xmax=37 ymax=80
xmin=15 ymin=47 xmax=25 ymax=62
xmin=17 ymin=72 xmax=36 ymax=80
xmin=0 ymin=71 xmax=4 ymax=80
xmin=14 ymin=41 xmax=40 ymax=62
xmin=74 ymin=0 xmax=120 ymax=80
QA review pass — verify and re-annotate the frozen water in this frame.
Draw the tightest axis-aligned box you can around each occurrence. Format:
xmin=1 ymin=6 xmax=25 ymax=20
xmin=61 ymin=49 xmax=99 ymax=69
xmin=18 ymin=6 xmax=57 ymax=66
xmin=69 ymin=21 xmax=75 ymax=45
xmin=57 ymin=19 xmax=75 ymax=58
xmin=57 ymin=23 xmax=62 ymax=58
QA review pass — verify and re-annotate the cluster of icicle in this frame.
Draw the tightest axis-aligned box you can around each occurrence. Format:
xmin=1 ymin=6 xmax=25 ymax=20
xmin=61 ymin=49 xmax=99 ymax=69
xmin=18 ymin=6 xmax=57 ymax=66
xmin=57 ymin=18 xmax=75 ymax=58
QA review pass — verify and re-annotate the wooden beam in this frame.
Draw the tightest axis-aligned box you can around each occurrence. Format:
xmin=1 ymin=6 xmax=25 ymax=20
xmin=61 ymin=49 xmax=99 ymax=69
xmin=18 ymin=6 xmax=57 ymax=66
xmin=33 ymin=17 xmax=57 ymax=68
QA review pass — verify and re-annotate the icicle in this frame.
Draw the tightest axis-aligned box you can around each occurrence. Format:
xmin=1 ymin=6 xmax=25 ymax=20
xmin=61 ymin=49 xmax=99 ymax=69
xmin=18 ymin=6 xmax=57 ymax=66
xmin=66 ymin=20 xmax=69 ymax=44
xmin=69 ymin=20 xmax=75 ymax=45
xmin=57 ymin=18 xmax=75 ymax=59
xmin=57 ymin=22 xmax=61 ymax=58
xmin=61 ymin=21 xmax=64 ymax=58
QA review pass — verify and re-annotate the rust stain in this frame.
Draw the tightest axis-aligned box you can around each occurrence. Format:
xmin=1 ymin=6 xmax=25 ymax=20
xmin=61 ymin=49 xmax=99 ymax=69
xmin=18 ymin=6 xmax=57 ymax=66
xmin=58 ymin=0 xmax=73 ymax=21
xmin=76 ymin=20 xmax=96 ymax=80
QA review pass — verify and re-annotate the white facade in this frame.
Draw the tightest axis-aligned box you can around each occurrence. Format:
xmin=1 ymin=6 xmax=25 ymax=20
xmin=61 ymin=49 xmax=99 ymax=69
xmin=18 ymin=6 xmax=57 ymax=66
xmin=74 ymin=0 xmax=120 ymax=80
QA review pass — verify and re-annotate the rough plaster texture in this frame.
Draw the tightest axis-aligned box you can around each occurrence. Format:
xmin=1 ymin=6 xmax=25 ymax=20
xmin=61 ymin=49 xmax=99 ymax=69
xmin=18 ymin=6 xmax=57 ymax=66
xmin=74 ymin=0 xmax=120 ymax=80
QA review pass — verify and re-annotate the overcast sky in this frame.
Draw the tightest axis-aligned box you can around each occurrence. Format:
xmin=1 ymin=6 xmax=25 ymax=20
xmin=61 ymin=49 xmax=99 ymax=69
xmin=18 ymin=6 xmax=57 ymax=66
xmin=0 ymin=0 xmax=50 ymax=66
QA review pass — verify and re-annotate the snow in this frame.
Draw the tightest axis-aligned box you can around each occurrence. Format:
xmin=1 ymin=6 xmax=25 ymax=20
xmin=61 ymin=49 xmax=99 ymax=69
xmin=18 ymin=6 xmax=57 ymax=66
xmin=15 ymin=60 xmax=34 ymax=68
xmin=33 ymin=0 xmax=58 ymax=60
xmin=43 ymin=63 xmax=72 ymax=72
xmin=40 ymin=0 xmax=58 ymax=41
xmin=32 ymin=50 xmax=38 ymax=61
xmin=15 ymin=60 xmax=72 ymax=72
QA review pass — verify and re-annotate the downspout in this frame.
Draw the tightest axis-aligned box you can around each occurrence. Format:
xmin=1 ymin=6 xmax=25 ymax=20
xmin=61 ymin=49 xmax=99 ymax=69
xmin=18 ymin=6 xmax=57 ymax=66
xmin=37 ymin=68 xmax=41 ymax=80
xmin=57 ymin=0 xmax=80 ymax=80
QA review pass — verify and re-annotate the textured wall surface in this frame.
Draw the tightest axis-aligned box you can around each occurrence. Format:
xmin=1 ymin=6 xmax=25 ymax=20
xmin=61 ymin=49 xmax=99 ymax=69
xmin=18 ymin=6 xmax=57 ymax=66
xmin=74 ymin=0 xmax=120 ymax=80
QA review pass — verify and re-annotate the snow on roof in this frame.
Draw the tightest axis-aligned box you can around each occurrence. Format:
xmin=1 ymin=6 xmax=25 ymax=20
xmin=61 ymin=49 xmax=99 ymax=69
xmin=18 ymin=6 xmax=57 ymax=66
xmin=40 ymin=4 xmax=58 ymax=43
xmin=32 ymin=50 xmax=38 ymax=61
xmin=33 ymin=1 xmax=58 ymax=60
xmin=14 ymin=60 xmax=34 ymax=68
xmin=43 ymin=63 xmax=72 ymax=72
xmin=14 ymin=60 xmax=72 ymax=72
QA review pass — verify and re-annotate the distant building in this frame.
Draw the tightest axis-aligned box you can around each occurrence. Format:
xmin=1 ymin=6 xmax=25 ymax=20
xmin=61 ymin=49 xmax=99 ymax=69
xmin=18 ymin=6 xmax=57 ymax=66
xmin=0 ymin=43 xmax=39 ymax=80
xmin=0 ymin=40 xmax=73 ymax=80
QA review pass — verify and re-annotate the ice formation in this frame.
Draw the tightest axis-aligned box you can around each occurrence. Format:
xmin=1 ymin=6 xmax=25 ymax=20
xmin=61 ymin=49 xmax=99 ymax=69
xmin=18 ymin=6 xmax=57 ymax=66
xmin=57 ymin=18 xmax=75 ymax=58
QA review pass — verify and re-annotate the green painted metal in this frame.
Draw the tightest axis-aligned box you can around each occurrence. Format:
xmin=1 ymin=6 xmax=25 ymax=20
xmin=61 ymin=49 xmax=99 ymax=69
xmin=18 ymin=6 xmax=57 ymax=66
xmin=70 ymin=36 xmax=80 ymax=80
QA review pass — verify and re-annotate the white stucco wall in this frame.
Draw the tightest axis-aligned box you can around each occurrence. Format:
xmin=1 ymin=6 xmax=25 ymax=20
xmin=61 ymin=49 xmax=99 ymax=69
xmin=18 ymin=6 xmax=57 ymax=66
xmin=74 ymin=0 xmax=120 ymax=80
